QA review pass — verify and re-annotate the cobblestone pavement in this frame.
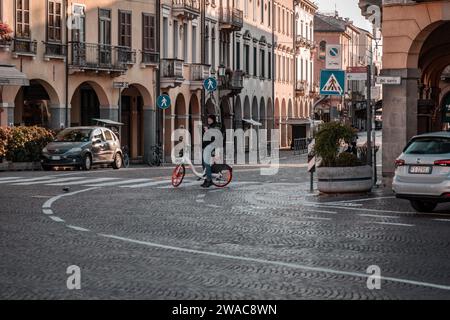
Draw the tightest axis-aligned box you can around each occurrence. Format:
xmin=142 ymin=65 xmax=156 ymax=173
xmin=1 ymin=152 xmax=450 ymax=299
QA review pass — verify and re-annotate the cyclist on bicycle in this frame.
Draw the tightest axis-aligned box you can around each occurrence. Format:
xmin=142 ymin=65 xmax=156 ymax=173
xmin=201 ymin=115 xmax=221 ymax=188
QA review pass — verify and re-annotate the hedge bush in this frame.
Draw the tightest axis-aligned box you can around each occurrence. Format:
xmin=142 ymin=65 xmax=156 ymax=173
xmin=0 ymin=126 xmax=55 ymax=162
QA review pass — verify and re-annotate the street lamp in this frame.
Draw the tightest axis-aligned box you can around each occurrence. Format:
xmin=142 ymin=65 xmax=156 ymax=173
xmin=218 ymin=64 xmax=226 ymax=77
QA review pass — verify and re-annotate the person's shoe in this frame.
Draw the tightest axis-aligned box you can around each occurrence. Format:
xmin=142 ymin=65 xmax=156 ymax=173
xmin=201 ymin=180 xmax=213 ymax=188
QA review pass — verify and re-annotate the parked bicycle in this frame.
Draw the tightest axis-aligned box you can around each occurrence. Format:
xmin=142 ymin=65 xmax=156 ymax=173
xmin=122 ymin=145 xmax=130 ymax=168
xmin=147 ymin=144 xmax=163 ymax=167
xmin=171 ymin=146 xmax=233 ymax=188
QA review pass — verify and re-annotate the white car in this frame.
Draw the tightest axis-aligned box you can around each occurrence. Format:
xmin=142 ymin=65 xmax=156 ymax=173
xmin=393 ymin=132 xmax=450 ymax=212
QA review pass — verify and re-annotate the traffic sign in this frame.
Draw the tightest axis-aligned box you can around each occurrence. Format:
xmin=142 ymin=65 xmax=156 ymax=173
xmin=346 ymin=66 xmax=368 ymax=81
xmin=203 ymin=77 xmax=217 ymax=92
xmin=113 ymin=82 xmax=129 ymax=89
xmin=375 ymin=76 xmax=401 ymax=85
xmin=320 ymin=70 xmax=345 ymax=96
xmin=157 ymin=94 xmax=171 ymax=110
xmin=326 ymin=44 xmax=342 ymax=69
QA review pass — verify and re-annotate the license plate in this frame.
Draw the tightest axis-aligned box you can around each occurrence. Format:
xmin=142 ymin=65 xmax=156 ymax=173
xmin=409 ymin=165 xmax=432 ymax=174
xmin=51 ymin=156 xmax=61 ymax=161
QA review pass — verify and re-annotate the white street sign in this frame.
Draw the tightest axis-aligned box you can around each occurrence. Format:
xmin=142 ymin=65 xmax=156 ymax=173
xmin=113 ymin=82 xmax=129 ymax=89
xmin=375 ymin=76 xmax=401 ymax=85
xmin=347 ymin=73 xmax=367 ymax=81
xmin=326 ymin=44 xmax=342 ymax=70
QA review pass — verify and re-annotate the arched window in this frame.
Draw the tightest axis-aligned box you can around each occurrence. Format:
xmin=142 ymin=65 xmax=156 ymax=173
xmin=319 ymin=40 xmax=326 ymax=60
xmin=205 ymin=25 xmax=209 ymax=64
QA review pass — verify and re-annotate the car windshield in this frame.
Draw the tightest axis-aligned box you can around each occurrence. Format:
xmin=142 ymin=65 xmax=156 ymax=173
xmin=55 ymin=129 xmax=92 ymax=143
xmin=404 ymin=137 xmax=450 ymax=155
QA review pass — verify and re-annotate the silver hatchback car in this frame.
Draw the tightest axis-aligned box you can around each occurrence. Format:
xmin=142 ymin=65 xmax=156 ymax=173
xmin=393 ymin=132 xmax=450 ymax=212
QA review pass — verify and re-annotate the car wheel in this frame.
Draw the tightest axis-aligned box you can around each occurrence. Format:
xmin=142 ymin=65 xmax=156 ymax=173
xmin=42 ymin=164 xmax=53 ymax=171
xmin=82 ymin=154 xmax=92 ymax=171
xmin=410 ymin=200 xmax=437 ymax=213
xmin=112 ymin=153 xmax=122 ymax=170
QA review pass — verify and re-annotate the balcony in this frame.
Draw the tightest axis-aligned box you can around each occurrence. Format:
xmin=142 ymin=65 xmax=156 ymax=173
xmin=12 ymin=39 xmax=37 ymax=57
xmin=68 ymin=42 xmax=131 ymax=74
xmin=172 ymin=0 xmax=200 ymax=20
xmin=189 ymin=63 xmax=210 ymax=90
xmin=219 ymin=7 xmax=244 ymax=31
xmin=161 ymin=58 xmax=184 ymax=89
xmin=218 ymin=70 xmax=244 ymax=96
xmin=141 ymin=51 xmax=159 ymax=66
xmin=296 ymin=80 xmax=308 ymax=96
xmin=44 ymin=42 xmax=66 ymax=60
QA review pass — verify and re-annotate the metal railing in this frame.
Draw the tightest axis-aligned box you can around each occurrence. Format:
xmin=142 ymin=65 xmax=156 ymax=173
xmin=219 ymin=70 xmax=244 ymax=91
xmin=68 ymin=42 xmax=130 ymax=71
xmin=161 ymin=58 xmax=184 ymax=78
xmin=219 ymin=7 xmax=244 ymax=30
xmin=293 ymin=138 xmax=308 ymax=155
xmin=141 ymin=51 xmax=159 ymax=64
xmin=190 ymin=63 xmax=210 ymax=81
xmin=13 ymin=38 xmax=37 ymax=55
xmin=172 ymin=0 xmax=200 ymax=12
xmin=44 ymin=42 xmax=65 ymax=56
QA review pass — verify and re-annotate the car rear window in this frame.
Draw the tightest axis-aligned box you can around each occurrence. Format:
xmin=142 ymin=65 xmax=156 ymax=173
xmin=404 ymin=137 xmax=450 ymax=155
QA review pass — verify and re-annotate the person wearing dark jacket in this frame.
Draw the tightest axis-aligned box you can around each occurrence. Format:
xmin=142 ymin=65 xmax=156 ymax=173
xmin=201 ymin=115 xmax=221 ymax=188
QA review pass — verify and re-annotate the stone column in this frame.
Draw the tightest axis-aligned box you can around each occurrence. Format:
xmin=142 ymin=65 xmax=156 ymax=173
xmin=49 ymin=104 xmax=70 ymax=129
xmin=381 ymin=68 xmax=419 ymax=183
xmin=1 ymin=102 xmax=14 ymax=127
xmin=143 ymin=106 xmax=156 ymax=163
xmin=99 ymin=105 xmax=119 ymax=122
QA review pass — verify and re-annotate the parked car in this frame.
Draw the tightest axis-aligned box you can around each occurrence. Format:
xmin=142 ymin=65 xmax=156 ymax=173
xmin=41 ymin=126 xmax=123 ymax=171
xmin=393 ymin=132 xmax=450 ymax=212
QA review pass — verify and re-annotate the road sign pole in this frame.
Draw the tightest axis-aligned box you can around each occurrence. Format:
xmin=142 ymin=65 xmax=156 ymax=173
xmin=366 ymin=65 xmax=373 ymax=168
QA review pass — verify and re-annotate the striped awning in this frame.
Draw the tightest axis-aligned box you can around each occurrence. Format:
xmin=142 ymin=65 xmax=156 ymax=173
xmin=0 ymin=64 xmax=29 ymax=86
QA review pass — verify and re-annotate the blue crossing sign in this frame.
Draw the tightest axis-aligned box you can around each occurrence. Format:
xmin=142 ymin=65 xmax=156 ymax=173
xmin=157 ymin=94 xmax=171 ymax=110
xmin=203 ymin=77 xmax=217 ymax=92
xmin=320 ymin=70 xmax=345 ymax=96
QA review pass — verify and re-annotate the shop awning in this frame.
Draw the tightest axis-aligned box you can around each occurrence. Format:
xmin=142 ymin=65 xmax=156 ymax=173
xmin=0 ymin=64 xmax=29 ymax=86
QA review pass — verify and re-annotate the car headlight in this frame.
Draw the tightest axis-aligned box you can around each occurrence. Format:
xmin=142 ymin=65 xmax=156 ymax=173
xmin=67 ymin=147 xmax=82 ymax=154
xmin=42 ymin=147 xmax=48 ymax=154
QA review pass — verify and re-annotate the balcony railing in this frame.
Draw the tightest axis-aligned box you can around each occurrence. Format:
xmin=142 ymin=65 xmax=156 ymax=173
xmin=219 ymin=7 xmax=244 ymax=31
xmin=161 ymin=59 xmax=184 ymax=79
xmin=141 ymin=51 xmax=159 ymax=64
xmin=44 ymin=42 xmax=66 ymax=56
xmin=172 ymin=0 xmax=200 ymax=19
xmin=190 ymin=63 xmax=210 ymax=81
xmin=296 ymin=80 xmax=309 ymax=96
xmin=219 ymin=70 xmax=244 ymax=92
xmin=68 ymin=42 xmax=130 ymax=71
xmin=13 ymin=38 xmax=37 ymax=55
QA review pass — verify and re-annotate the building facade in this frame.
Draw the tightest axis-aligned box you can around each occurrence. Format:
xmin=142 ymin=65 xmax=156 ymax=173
xmin=0 ymin=0 xmax=158 ymax=160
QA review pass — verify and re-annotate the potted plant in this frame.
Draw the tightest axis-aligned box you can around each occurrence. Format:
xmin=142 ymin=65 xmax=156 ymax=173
xmin=0 ymin=22 xmax=13 ymax=47
xmin=314 ymin=122 xmax=373 ymax=194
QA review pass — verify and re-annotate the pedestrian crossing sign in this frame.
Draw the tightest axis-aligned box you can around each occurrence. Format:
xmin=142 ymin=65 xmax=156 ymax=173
xmin=320 ymin=70 xmax=345 ymax=96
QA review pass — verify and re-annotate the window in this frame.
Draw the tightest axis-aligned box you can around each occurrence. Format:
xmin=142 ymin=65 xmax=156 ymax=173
xmin=244 ymin=44 xmax=250 ymax=74
xmin=261 ymin=0 xmax=264 ymax=24
xmin=72 ymin=4 xmax=86 ymax=43
xmin=47 ymin=1 xmax=62 ymax=42
xmin=244 ymin=0 xmax=248 ymax=17
xmin=205 ymin=26 xmax=209 ymax=64
xmin=319 ymin=40 xmax=326 ymax=60
xmin=260 ymin=49 xmax=265 ymax=78
xmin=119 ymin=11 xmax=132 ymax=48
xmin=253 ymin=0 xmax=256 ymax=21
xmin=15 ymin=0 xmax=30 ymax=38
xmin=104 ymin=130 xmax=113 ymax=141
xmin=211 ymin=28 xmax=216 ymax=69
xmin=192 ymin=25 xmax=197 ymax=63
xmin=253 ymin=47 xmax=257 ymax=76
xmin=268 ymin=1 xmax=271 ymax=27
xmin=162 ymin=17 xmax=168 ymax=58
xmin=236 ymin=41 xmax=240 ymax=70
xmin=99 ymin=9 xmax=111 ymax=45
xmin=268 ymin=52 xmax=271 ymax=79
xmin=183 ymin=22 xmax=188 ymax=60
xmin=173 ymin=20 xmax=178 ymax=58
xmin=142 ymin=13 xmax=156 ymax=52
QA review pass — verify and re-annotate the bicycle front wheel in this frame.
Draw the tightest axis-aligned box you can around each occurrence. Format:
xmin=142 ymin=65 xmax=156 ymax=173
xmin=171 ymin=164 xmax=185 ymax=187
xmin=211 ymin=164 xmax=233 ymax=188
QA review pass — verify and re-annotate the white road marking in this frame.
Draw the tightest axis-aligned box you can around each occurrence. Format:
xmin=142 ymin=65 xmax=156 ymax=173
xmin=42 ymin=209 xmax=53 ymax=215
xmin=305 ymin=202 xmax=416 ymax=215
xmin=158 ymin=180 xmax=198 ymax=189
xmin=120 ymin=179 xmax=170 ymax=188
xmin=332 ymin=196 xmax=396 ymax=203
xmin=0 ymin=177 xmax=20 ymax=181
xmin=42 ymin=187 xmax=99 ymax=209
xmin=375 ymin=222 xmax=414 ymax=227
xmin=49 ymin=178 xmax=118 ymax=186
xmin=0 ymin=176 xmax=56 ymax=184
xmin=359 ymin=214 xmax=400 ymax=219
xmin=99 ymin=233 xmax=450 ymax=291
xmin=302 ymin=216 xmax=333 ymax=221
xmin=12 ymin=177 xmax=85 ymax=185
xmin=434 ymin=219 xmax=450 ymax=223
xmin=85 ymin=178 xmax=151 ymax=187
xmin=206 ymin=204 xmax=221 ymax=208
xmin=50 ymin=216 xmax=64 ymax=222
xmin=303 ymin=209 xmax=337 ymax=214
xmin=67 ymin=225 xmax=90 ymax=232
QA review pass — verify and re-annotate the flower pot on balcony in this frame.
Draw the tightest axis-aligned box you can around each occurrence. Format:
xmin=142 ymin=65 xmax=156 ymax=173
xmin=317 ymin=165 xmax=373 ymax=194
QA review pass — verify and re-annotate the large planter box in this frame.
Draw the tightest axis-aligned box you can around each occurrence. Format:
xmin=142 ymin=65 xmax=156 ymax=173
xmin=317 ymin=165 xmax=373 ymax=194
xmin=0 ymin=161 xmax=42 ymax=171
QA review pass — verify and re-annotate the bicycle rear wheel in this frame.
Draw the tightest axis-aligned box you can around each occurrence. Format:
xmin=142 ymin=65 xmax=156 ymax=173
xmin=211 ymin=164 xmax=232 ymax=188
xmin=171 ymin=164 xmax=185 ymax=187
